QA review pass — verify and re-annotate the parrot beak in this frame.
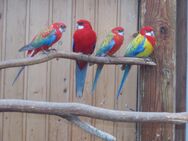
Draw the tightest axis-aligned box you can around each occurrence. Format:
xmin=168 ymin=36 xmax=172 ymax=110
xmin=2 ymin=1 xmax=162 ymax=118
xmin=151 ymin=31 xmax=155 ymax=37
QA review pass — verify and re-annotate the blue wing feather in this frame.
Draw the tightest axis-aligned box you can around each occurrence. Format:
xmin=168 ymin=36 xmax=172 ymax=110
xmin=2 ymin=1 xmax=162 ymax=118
xmin=96 ymin=39 xmax=115 ymax=56
xmin=19 ymin=30 xmax=57 ymax=52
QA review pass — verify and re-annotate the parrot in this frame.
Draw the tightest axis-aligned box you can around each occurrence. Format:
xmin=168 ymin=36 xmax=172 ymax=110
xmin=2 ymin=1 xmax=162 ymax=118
xmin=73 ymin=19 xmax=97 ymax=97
xmin=116 ymin=26 xmax=156 ymax=98
xmin=12 ymin=22 xmax=66 ymax=85
xmin=91 ymin=27 xmax=124 ymax=95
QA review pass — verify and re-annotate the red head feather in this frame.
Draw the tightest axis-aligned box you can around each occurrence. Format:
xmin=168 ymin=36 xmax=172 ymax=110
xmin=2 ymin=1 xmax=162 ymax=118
xmin=140 ymin=26 xmax=156 ymax=46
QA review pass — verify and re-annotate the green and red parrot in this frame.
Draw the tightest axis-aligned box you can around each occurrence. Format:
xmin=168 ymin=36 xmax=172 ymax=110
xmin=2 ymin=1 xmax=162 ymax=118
xmin=73 ymin=19 xmax=97 ymax=97
xmin=12 ymin=22 xmax=66 ymax=85
xmin=116 ymin=26 xmax=156 ymax=98
xmin=91 ymin=27 xmax=124 ymax=94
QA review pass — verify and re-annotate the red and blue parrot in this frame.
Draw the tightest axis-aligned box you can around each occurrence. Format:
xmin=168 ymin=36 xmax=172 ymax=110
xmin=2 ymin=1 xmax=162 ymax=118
xmin=91 ymin=27 xmax=124 ymax=94
xmin=116 ymin=26 xmax=156 ymax=98
xmin=73 ymin=19 xmax=97 ymax=97
xmin=12 ymin=22 xmax=66 ymax=85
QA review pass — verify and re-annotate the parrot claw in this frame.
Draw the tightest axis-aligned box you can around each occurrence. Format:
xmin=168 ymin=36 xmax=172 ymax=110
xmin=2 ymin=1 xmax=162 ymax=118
xmin=125 ymin=104 xmax=135 ymax=111
xmin=47 ymin=48 xmax=57 ymax=53
xmin=121 ymin=65 xmax=126 ymax=70
xmin=110 ymin=55 xmax=116 ymax=57
xmin=42 ymin=50 xmax=50 ymax=55
xmin=144 ymin=57 xmax=152 ymax=63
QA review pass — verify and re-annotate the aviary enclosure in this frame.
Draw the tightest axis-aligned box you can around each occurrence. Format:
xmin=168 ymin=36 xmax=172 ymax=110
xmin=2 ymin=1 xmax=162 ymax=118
xmin=0 ymin=0 xmax=187 ymax=141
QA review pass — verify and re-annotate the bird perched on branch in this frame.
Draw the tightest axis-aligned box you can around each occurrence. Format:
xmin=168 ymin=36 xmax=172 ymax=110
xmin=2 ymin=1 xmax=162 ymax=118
xmin=91 ymin=27 xmax=124 ymax=95
xmin=116 ymin=26 xmax=156 ymax=98
xmin=12 ymin=22 xmax=66 ymax=85
xmin=73 ymin=19 xmax=97 ymax=97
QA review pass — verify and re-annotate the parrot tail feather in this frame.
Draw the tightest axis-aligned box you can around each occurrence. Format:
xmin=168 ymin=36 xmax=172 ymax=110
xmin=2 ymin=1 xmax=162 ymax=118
xmin=116 ymin=65 xmax=131 ymax=98
xmin=19 ymin=44 xmax=34 ymax=52
xmin=76 ymin=64 xmax=88 ymax=97
xmin=12 ymin=66 xmax=25 ymax=86
xmin=91 ymin=64 xmax=104 ymax=95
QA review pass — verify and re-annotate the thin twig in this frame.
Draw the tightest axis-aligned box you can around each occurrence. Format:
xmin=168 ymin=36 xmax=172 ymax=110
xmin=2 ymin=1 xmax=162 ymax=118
xmin=0 ymin=99 xmax=187 ymax=124
xmin=0 ymin=51 xmax=156 ymax=69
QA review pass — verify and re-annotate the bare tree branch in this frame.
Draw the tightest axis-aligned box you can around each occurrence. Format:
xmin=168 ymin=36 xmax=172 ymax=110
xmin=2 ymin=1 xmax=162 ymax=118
xmin=59 ymin=114 xmax=116 ymax=141
xmin=0 ymin=51 xmax=156 ymax=69
xmin=0 ymin=99 xmax=187 ymax=124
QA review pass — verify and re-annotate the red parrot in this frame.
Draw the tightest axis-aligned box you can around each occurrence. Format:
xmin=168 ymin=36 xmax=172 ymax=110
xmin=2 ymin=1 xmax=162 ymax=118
xmin=91 ymin=27 xmax=124 ymax=94
xmin=73 ymin=19 xmax=97 ymax=97
xmin=116 ymin=26 xmax=156 ymax=98
xmin=12 ymin=22 xmax=66 ymax=85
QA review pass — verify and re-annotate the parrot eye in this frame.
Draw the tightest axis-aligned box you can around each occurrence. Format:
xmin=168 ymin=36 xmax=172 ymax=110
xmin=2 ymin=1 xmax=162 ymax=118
xmin=78 ymin=22 xmax=84 ymax=25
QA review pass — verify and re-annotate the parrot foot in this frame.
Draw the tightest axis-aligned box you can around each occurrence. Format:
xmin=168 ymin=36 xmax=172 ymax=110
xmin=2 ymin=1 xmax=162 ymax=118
xmin=42 ymin=50 xmax=50 ymax=55
xmin=110 ymin=55 xmax=116 ymax=57
xmin=47 ymin=48 xmax=57 ymax=53
xmin=125 ymin=104 xmax=135 ymax=111
xmin=144 ymin=57 xmax=153 ymax=63
xmin=121 ymin=65 xmax=126 ymax=70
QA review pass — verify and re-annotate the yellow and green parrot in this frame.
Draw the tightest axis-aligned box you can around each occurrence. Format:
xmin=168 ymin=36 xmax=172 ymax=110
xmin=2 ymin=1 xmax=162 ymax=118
xmin=91 ymin=27 xmax=124 ymax=95
xmin=116 ymin=26 xmax=156 ymax=98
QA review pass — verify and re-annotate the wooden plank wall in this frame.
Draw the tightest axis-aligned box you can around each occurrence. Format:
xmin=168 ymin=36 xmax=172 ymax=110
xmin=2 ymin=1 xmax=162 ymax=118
xmin=140 ymin=0 xmax=176 ymax=141
xmin=0 ymin=0 xmax=138 ymax=141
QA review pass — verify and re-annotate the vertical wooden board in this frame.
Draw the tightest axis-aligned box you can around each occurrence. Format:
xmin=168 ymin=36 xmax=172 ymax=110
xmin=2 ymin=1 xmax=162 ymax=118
xmin=175 ymin=0 xmax=187 ymax=141
xmin=48 ymin=0 xmax=72 ymax=141
xmin=3 ymin=0 xmax=27 ymax=141
xmin=93 ymin=0 xmax=117 ymax=140
xmin=114 ymin=1 xmax=137 ymax=140
xmin=140 ymin=1 xmax=176 ymax=141
xmin=71 ymin=0 xmax=96 ymax=141
xmin=26 ymin=1 xmax=49 ymax=141
xmin=0 ymin=0 xmax=5 ymax=140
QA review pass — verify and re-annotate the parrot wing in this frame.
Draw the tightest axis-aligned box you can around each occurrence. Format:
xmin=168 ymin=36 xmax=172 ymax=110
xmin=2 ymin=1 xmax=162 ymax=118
xmin=19 ymin=28 xmax=57 ymax=52
xmin=96 ymin=33 xmax=115 ymax=56
xmin=124 ymin=34 xmax=146 ymax=57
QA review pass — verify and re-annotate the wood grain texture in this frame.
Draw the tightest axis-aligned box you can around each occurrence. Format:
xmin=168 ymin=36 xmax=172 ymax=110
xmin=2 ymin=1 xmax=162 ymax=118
xmin=140 ymin=0 xmax=176 ymax=141
xmin=93 ymin=1 xmax=119 ymax=141
xmin=0 ymin=99 xmax=187 ymax=124
xmin=48 ymin=0 xmax=72 ymax=141
xmin=25 ymin=0 xmax=49 ymax=141
xmin=0 ymin=0 xmax=4 ymax=140
xmin=0 ymin=0 xmax=140 ymax=140
xmin=71 ymin=1 xmax=96 ymax=141
xmin=3 ymin=0 xmax=27 ymax=141
xmin=114 ymin=0 xmax=137 ymax=141
xmin=175 ymin=0 xmax=187 ymax=141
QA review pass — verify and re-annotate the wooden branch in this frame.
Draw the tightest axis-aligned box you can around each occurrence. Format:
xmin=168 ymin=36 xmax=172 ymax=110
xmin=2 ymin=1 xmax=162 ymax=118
xmin=59 ymin=114 xmax=116 ymax=141
xmin=0 ymin=99 xmax=187 ymax=124
xmin=0 ymin=51 xmax=156 ymax=69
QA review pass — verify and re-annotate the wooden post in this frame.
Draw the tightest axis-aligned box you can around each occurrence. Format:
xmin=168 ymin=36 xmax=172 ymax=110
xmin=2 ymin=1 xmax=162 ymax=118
xmin=176 ymin=0 xmax=187 ymax=141
xmin=140 ymin=0 xmax=176 ymax=141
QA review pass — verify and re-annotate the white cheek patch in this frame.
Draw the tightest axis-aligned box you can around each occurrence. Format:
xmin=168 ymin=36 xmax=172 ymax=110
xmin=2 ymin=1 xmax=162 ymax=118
xmin=77 ymin=25 xmax=84 ymax=30
xmin=118 ymin=31 xmax=124 ymax=36
xmin=145 ymin=32 xmax=152 ymax=36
